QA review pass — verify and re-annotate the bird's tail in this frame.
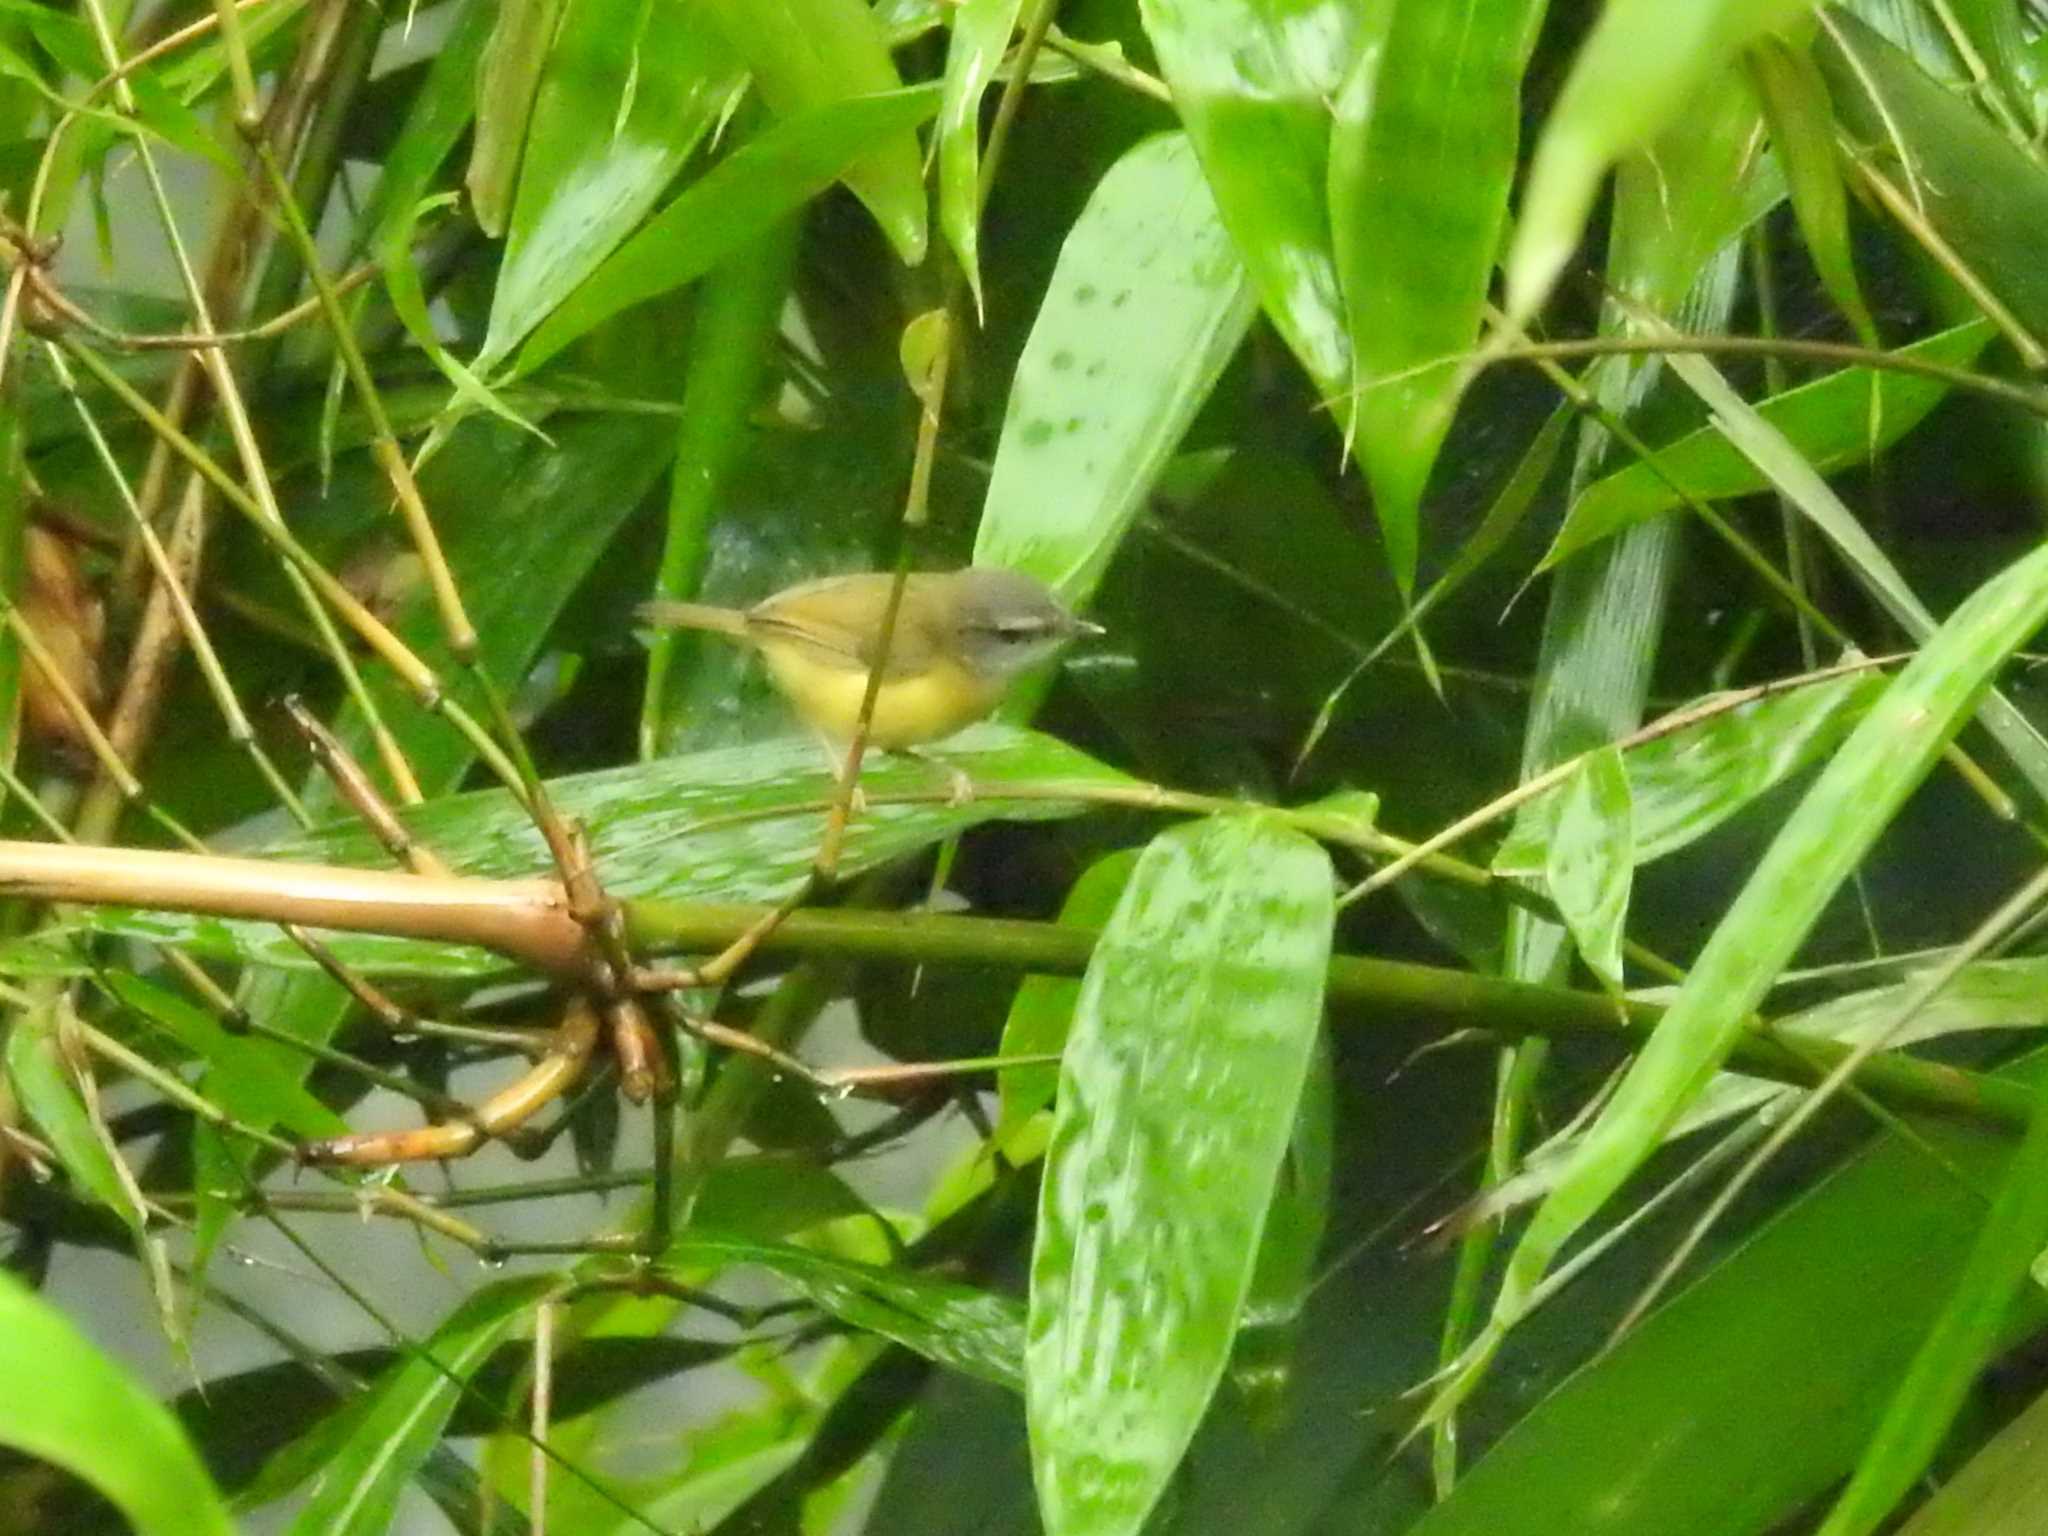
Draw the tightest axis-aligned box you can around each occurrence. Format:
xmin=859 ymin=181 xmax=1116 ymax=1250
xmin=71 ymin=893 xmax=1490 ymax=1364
xmin=635 ymin=599 xmax=749 ymax=637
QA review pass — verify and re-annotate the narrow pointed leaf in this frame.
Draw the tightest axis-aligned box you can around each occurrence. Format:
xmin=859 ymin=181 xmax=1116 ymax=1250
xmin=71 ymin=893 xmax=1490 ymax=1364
xmin=465 ymin=0 xmax=562 ymax=236
xmin=1542 ymin=744 xmax=1631 ymax=990
xmin=0 ymin=1270 xmax=233 ymax=1536
xmin=514 ymin=85 xmax=941 ymax=377
xmin=699 ymin=0 xmax=927 ymax=265
xmin=5 ymin=1002 xmax=128 ymax=1220
xmin=1545 ymin=319 xmax=1993 ymax=567
xmin=1411 ymin=1064 xmax=2048 ymax=1536
xmin=1649 ymin=325 xmax=2048 ymax=798
xmin=1027 ymin=813 xmax=1333 ymax=1536
xmin=975 ymin=132 xmax=1256 ymax=600
xmin=1495 ymin=669 xmax=1886 ymax=875
xmin=1138 ymin=0 xmax=1355 ymax=400
xmin=997 ymin=847 xmax=1142 ymax=1134
xmin=1330 ymin=0 xmax=1547 ymax=593
xmin=937 ymin=0 xmax=1025 ymax=313
xmin=1749 ymin=35 xmax=1878 ymax=344
xmin=1817 ymin=12 xmax=2048 ymax=346
xmin=664 ymin=1235 xmax=1024 ymax=1390
xmin=1503 ymin=0 xmax=1812 ymax=326
xmin=1448 ymin=537 xmax=2048 ymax=1429
xmin=478 ymin=0 xmax=742 ymax=368
xmin=1896 ymin=1378 xmax=2048 ymax=1536
xmin=276 ymin=1275 xmax=554 ymax=1531
xmin=1817 ymin=1067 xmax=2048 ymax=1536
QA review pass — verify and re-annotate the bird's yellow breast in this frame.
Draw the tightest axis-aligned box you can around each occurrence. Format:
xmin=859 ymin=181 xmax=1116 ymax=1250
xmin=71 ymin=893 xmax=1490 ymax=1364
xmin=756 ymin=642 xmax=1003 ymax=749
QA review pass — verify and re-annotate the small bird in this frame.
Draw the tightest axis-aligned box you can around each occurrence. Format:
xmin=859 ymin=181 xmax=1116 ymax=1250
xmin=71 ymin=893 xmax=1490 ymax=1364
xmin=637 ymin=566 xmax=1100 ymax=753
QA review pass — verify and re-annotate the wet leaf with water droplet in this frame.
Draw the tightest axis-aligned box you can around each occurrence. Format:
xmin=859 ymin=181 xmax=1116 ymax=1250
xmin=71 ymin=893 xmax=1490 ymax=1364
xmin=1027 ymin=812 xmax=1333 ymax=1536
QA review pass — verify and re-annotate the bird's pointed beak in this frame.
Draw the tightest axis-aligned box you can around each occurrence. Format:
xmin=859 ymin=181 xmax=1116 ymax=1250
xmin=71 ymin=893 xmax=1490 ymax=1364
xmin=1070 ymin=617 xmax=1106 ymax=639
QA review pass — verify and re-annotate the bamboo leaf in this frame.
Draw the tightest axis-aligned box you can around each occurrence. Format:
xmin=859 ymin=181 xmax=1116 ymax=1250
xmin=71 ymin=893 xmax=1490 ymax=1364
xmin=1027 ymin=813 xmax=1333 ymax=1536
xmin=1330 ymin=0 xmax=1547 ymax=593
xmin=1895 ymin=1377 xmax=2048 ymax=1536
xmin=5 ymin=1000 xmax=128 ymax=1220
xmin=1749 ymin=34 xmax=1878 ymax=344
xmin=1495 ymin=670 xmax=1886 ymax=875
xmin=465 ymin=0 xmax=562 ymax=237
xmin=1502 ymin=0 xmax=1812 ymax=327
xmin=1542 ymin=744 xmax=1632 ymax=990
xmin=514 ymin=85 xmax=941 ymax=377
xmin=1137 ymin=0 xmax=1355 ymax=401
xmin=1435 ymin=535 xmax=2048 ymax=1430
xmin=1544 ymin=320 xmax=1994 ymax=568
xmin=0 ymin=1270 xmax=233 ymax=1536
xmin=664 ymin=1235 xmax=1024 ymax=1390
xmin=267 ymin=1275 xmax=554 ymax=1529
xmin=974 ymin=132 xmax=1256 ymax=601
xmin=937 ymin=0 xmax=1025 ymax=314
xmin=1648 ymin=323 xmax=2048 ymax=798
xmin=641 ymin=221 xmax=802 ymax=759
xmin=1229 ymin=1036 xmax=1333 ymax=1433
xmin=1817 ymin=1069 xmax=2048 ymax=1536
xmin=1817 ymin=12 xmax=2048 ymax=347
xmin=997 ymin=847 xmax=1142 ymax=1135
xmin=1411 ymin=1064 xmax=2048 ymax=1536
xmin=354 ymin=0 xmax=494 ymax=255
xmin=478 ymin=0 xmax=742 ymax=369
xmin=699 ymin=0 xmax=928 ymax=266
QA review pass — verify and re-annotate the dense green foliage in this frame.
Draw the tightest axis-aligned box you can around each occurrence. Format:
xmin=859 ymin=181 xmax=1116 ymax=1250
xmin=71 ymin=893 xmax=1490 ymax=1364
xmin=4 ymin=1 xmax=2048 ymax=1533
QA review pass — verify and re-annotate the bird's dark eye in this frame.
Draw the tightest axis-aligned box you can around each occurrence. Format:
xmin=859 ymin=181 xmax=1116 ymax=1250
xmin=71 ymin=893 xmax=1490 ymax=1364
xmin=986 ymin=618 xmax=1050 ymax=643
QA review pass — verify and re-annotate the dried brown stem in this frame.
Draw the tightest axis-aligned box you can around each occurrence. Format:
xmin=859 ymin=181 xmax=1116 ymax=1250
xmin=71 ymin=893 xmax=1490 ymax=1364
xmin=299 ymin=997 xmax=599 ymax=1165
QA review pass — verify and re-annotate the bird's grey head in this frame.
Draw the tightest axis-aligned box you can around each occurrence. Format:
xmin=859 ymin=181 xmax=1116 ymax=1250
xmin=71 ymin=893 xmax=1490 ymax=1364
xmin=948 ymin=566 xmax=1103 ymax=680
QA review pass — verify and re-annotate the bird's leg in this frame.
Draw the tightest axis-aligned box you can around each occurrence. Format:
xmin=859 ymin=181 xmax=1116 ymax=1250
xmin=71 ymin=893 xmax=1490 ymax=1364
xmin=904 ymin=747 xmax=974 ymax=807
xmin=814 ymin=730 xmax=867 ymax=815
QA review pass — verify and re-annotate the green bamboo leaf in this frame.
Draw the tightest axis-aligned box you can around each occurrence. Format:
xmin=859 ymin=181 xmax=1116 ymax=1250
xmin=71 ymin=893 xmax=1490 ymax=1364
xmin=1544 ymin=319 xmax=1994 ymax=567
xmin=664 ymin=1234 xmax=1024 ymax=1390
xmin=274 ymin=1275 xmax=555 ymax=1531
xmin=1896 ymin=1377 xmax=2048 ymax=1536
xmin=997 ymin=847 xmax=1142 ymax=1134
xmin=974 ymin=132 xmax=1256 ymax=601
xmin=104 ymin=972 xmax=340 ymax=1139
xmin=1818 ymin=12 xmax=2048 ymax=346
xmin=1435 ymin=535 xmax=2048 ymax=1431
xmin=1501 ymin=66 xmax=1771 ymax=992
xmin=1329 ymin=0 xmax=1547 ymax=594
xmin=641 ymin=221 xmax=803 ymax=759
xmin=354 ymin=0 xmax=494 ymax=255
xmin=1137 ymin=0 xmax=1355 ymax=401
xmin=1229 ymin=1036 xmax=1333 ymax=1434
xmin=1502 ymin=0 xmax=1812 ymax=327
xmin=937 ymin=0 xmax=1024 ymax=314
xmin=1817 ymin=1071 xmax=2048 ymax=1536
xmin=1647 ymin=321 xmax=2048 ymax=798
xmin=1496 ymin=670 xmax=1886 ymax=876
xmin=1467 ymin=953 xmax=2048 ymax=1227
xmin=1749 ymin=34 xmax=1878 ymax=344
xmin=4 ymin=999 xmax=129 ymax=1221
xmin=699 ymin=0 xmax=927 ymax=266
xmin=1411 ymin=1063 xmax=2048 ymax=1536
xmin=465 ymin=0 xmax=563 ymax=237
xmin=1543 ymin=744 xmax=1632 ymax=990
xmin=1028 ymin=813 xmax=1333 ymax=1536
xmin=0 ymin=1270 xmax=233 ymax=1536
xmin=477 ymin=0 xmax=743 ymax=369
xmin=513 ymin=85 xmax=942 ymax=378
xmin=1941 ymin=0 xmax=2048 ymax=138
xmin=34 ymin=725 xmax=1131 ymax=977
